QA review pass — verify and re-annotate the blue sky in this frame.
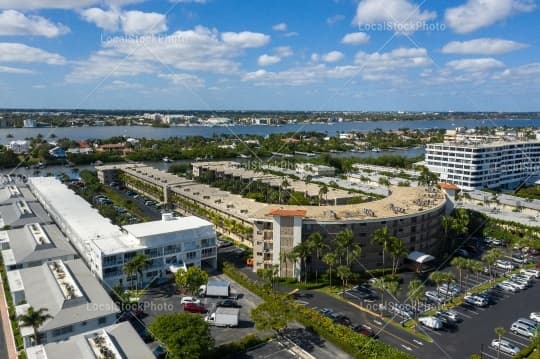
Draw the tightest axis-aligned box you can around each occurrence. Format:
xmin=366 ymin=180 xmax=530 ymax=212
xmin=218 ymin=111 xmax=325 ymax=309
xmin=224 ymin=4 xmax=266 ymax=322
xmin=0 ymin=0 xmax=539 ymax=111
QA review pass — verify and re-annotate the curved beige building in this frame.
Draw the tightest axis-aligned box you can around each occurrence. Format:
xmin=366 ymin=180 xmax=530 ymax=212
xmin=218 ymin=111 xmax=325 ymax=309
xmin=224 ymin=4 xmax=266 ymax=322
xmin=97 ymin=162 xmax=447 ymax=278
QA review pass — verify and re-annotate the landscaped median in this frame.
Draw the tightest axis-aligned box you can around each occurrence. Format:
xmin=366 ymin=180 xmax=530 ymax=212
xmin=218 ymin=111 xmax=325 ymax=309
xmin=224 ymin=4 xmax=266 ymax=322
xmin=316 ymin=285 xmax=433 ymax=343
xmin=222 ymin=262 xmax=414 ymax=359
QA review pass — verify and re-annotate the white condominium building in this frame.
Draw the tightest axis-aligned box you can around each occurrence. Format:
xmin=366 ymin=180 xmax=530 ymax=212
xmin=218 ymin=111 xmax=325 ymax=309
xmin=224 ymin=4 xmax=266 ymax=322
xmin=426 ymin=139 xmax=540 ymax=191
xmin=27 ymin=177 xmax=217 ymax=288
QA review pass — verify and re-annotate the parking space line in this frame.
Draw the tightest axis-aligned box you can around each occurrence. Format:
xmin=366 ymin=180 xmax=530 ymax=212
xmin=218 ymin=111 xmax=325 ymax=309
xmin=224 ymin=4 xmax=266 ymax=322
xmin=486 ymin=346 xmax=514 ymax=358
xmin=481 ymin=351 xmax=498 ymax=359
xmin=503 ymin=335 xmax=530 ymax=347
xmin=453 ymin=310 xmax=473 ymax=319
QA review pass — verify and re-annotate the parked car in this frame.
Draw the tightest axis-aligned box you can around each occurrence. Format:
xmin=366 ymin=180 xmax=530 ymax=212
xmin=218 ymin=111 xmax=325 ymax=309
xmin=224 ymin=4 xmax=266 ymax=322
xmin=434 ymin=313 xmax=457 ymax=329
xmin=425 ymin=291 xmax=447 ymax=304
xmin=463 ymin=295 xmax=488 ymax=307
xmin=505 ymin=279 xmax=527 ymax=291
xmin=391 ymin=304 xmax=414 ymax=318
xmin=418 ymin=316 xmax=443 ymax=330
xmin=511 ymin=255 xmax=528 ymax=264
xmin=496 ymin=281 xmax=519 ymax=293
xmin=350 ymin=323 xmax=376 ymax=337
xmin=436 ymin=310 xmax=461 ymax=323
xmin=495 ymin=259 xmax=515 ymax=270
xmin=476 ymin=291 xmax=497 ymax=305
xmin=217 ymin=299 xmax=241 ymax=308
xmin=529 ymin=312 xmax=540 ymax=323
xmin=330 ymin=313 xmax=351 ymax=326
xmin=521 ymin=269 xmax=540 ymax=278
xmin=455 ymin=249 xmax=470 ymax=258
xmin=180 ymin=296 xmax=201 ymax=305
xmin=183 ymin=302 xmax=207 ymax=313
xmin=490 ymin=339 xmax=520 ymax=355
xmin=511 ymin=321 xmax=536 ymax=338
xmin=439 ymin=284 xmax=460 ymax=296
xmin=515 ymin=317 xmax=538 ymax=330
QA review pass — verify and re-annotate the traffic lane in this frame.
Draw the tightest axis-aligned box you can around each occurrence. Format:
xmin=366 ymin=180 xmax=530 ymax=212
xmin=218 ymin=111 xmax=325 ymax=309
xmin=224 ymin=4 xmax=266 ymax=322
xmin=414 ymin=278 xmax=539 ymax=359
xmin=304 ymin=290 xmax=425 ymax=354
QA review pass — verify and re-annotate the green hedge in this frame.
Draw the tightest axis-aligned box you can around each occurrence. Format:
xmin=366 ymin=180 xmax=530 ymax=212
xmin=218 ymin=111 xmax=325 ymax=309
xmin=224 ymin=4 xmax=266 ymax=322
xmin=1 ymin=255 xmax=27 ymax=358
xmin=222 ymin=262 xmax=412 ymax=359
xmin=205 ymin=334 xmax=268 ymax=359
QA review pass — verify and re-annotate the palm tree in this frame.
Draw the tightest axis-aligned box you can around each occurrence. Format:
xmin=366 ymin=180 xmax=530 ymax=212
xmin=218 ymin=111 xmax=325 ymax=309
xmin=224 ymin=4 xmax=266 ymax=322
xmin=127 ymin=253 xmax=150 ymax=290
xmin=372 ymin=278 xmax=387 ymax=316
xmin=123 ymin=260 xmax=137 ymax=290
xmin=469 ymin=259 xmax=484 ymax=282
xmin=429 ymin=271 xmax=447 ymax=297
xmin=336 ymin=265 xmax=352 ymax=296
xmin=482 ymin=248 xmax=503 ymax=282
xmin=336 ymin=229 xmax=354 ymax=266
xmin=441 ymin=215 xmax=454 ymax=242
xmin=318 ymin=184 xmax=328 ymax=205
xmin=388 ymin=237 xmax=407 ymax=275
xmin=407 ymin=280 xmax=425 ymax=323
xmin=292 ymin=242 xmax=311 ymax=284
xmin=279 ymin=250 xmax=292 ymax=278
xmin=322 ymin=252 xmax=338 ymax=288
xmin=17 ymin=307 xmax=52 ymax=345
xmin=451 ymin=257 xmax=468 ymax=290
xmin=494 ymin=326 xmax=505 ymax=359
xmin=371 ymin=226 xmax=394 ymax=275
xmin=307 ymin=232 xmax=327 ymax=284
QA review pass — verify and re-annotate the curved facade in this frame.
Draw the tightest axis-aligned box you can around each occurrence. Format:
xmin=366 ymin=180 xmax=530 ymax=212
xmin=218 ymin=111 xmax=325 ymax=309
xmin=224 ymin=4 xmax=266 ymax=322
xmin=97 ymin=163 xmax=448 ymax=277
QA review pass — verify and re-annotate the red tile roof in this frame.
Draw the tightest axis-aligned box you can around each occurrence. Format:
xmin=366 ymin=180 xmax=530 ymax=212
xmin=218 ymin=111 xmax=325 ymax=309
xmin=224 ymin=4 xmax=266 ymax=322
xmin=268 ymin=209 xmax=307 ymax=217
xmin=439 ymin=182 xmax=459 ymax=190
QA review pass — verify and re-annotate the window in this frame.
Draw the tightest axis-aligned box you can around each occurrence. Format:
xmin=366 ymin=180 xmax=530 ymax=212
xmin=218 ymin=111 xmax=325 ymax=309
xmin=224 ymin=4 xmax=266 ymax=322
xmin=52 ymin=325 xmax=73 ymax=337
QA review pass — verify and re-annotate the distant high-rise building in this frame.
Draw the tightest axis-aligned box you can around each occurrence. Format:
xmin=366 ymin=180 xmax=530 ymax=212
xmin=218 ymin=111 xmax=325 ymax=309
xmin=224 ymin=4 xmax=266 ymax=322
xmin=23 ymin=119 xmax=38 ymax=128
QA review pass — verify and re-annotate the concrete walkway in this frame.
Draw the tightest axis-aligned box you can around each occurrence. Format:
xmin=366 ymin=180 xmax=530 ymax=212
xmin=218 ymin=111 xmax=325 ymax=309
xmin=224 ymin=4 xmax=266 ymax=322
xmin=0 ymin=276 xmax=18 ymax=359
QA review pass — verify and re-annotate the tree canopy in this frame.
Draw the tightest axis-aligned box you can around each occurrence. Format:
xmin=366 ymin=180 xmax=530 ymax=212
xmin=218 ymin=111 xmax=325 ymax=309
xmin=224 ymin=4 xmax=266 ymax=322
xmin=149 ymin=313 xmax=213 ymax=359
xmin=175 ymin=266 xmax=209 ymax=295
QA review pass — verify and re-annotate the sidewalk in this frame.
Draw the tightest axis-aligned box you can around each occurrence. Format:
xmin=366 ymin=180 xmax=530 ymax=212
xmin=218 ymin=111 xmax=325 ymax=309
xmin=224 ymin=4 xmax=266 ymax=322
xmin=0 ymin=276 xmax=18 ymax=359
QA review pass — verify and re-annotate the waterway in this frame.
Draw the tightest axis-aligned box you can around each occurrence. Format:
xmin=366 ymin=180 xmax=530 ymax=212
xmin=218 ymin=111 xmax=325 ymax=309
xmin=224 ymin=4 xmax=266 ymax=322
xmin=0 ymin=118 xmax=539 ymax=143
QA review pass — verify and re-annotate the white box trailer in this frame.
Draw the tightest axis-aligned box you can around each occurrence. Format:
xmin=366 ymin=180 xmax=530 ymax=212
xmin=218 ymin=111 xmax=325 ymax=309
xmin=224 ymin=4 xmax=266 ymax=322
xmin=199 ymin=280 xmax=230 ymax=297
xmin=205 ymin=307 xmax=239 ymax=327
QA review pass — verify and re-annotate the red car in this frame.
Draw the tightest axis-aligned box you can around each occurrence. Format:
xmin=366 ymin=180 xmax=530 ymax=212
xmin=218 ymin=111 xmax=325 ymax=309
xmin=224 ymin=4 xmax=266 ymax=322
xmin=183 ymin=302 xmax=206 ymax=313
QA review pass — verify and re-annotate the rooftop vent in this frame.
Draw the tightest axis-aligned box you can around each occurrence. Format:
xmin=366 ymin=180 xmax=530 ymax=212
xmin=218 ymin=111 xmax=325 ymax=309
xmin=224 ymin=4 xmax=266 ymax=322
xmin=86 ymin=330 xmax=123 ymax=359
xmin=48 ymin=260 xmax=83 ymax=300
xmin=26 ymin=223 xmax=51 ymax=246
xmin=162 ymin=213 xmax=174 ymax=221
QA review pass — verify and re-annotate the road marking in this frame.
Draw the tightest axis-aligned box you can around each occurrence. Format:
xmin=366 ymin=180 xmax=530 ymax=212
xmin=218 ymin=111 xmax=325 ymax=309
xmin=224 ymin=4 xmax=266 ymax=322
xmin=401 ymin=344 xmax=413 ymax=351
xmin=373 ymin=320 xmax=383 ymax=326
xmin=486 ymin=346 xmax=514 ymax=358
xmin=481 ymin=351 xmax=498 ymax=359
xmin=412 ymin=339 xmax=423 ymax=346
xmin=503 ymin=335 xmax=529 ymax=347
xmin=454 ymin=310 xmax=473 ymax=319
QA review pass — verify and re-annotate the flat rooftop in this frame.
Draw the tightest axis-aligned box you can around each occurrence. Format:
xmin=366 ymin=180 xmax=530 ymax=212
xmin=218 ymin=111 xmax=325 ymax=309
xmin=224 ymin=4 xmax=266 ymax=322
xmin=27 ymin=177 xmax=141 ymax=255
xmin=123 ymin=215 xmax=214 ymax=238
xmin=428 ymin=139 xmax=540 ymax=149
xmin=253 ymin=185 xmax=446 ymax=221
xmin=98 ymin=163 xmax=189 ymax=187
xmin=107 ymin=163 xmax=446 ymax=222
xmin=11 ymin=259 xmax=119 ymax=332
xmin=25 ymin=322 xmax=153 ymax=359
xmin=0 ymin=198 xmax=52 ymax=228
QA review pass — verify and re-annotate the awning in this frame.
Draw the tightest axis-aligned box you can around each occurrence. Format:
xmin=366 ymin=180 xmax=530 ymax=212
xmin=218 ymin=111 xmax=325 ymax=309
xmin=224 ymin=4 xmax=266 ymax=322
xmin=407 ymin=251 xmax=436 ymax=264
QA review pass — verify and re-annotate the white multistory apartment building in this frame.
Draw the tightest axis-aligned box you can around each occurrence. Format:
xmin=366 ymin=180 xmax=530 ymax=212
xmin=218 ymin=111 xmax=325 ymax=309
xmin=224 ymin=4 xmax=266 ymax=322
xmin=27 ymin=177 xmax=217 ymax=288
xmin=426 ymin=136 xmax=540 ymax=191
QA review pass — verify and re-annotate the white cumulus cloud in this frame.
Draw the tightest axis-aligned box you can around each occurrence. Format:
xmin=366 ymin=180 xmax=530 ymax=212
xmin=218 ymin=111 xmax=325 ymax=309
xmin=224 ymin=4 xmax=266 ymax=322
xmin=0 ymin=65 xmax=34 ymax=74
xmin=258 ymin=54 xmax=281 ymax=66
xmin=0 ymin=10 xmax=69 ymax=37
xmin=446 ymin=58 xmax=505 ymax=72
xmin=322 ymin=51 xmax=344 ymax=63
xmin=341 ymin=32 xmax=370 ymax=45
xmin=81 ymin=8 xmax=167 ymax=34
xmin=445 ymin=0 xmax=536 ymax=33
xmin=0 ymin=42 xmax=66 ymax=65
xmin=158 ymin=73 xmax=205 ymax=87
xmin=272 ymin=23 xmax=287 ymax=31
xmin=442 ymin=38 xmax=528 ymax=55
xmin=221 ymin=31 xmax=270 ymax=48
xmin=354 ymin=0 xmax=436 ymax=35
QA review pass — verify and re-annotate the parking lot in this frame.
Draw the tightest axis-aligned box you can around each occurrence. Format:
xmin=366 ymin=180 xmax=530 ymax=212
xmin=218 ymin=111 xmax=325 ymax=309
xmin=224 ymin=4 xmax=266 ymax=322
xmin=137 ymin=273 xmax=264 ymax=348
